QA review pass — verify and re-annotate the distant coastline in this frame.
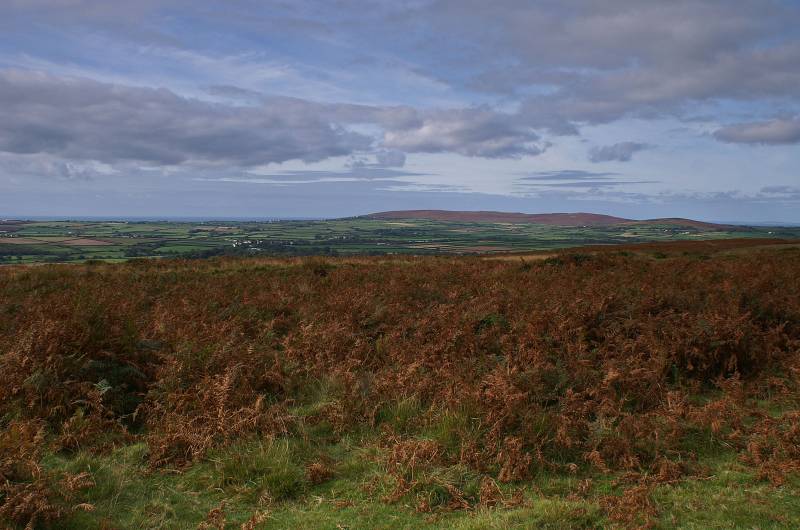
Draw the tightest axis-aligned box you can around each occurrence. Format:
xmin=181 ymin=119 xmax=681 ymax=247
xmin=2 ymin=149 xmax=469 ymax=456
xmin=0 ymin=216 xmax=325 ymax=223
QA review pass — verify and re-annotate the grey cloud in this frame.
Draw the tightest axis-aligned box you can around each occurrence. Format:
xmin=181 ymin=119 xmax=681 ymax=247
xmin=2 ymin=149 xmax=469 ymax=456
xmin=0 ymin=153 xmax=110 ymax=180
xmin=349 ymin=150 xmax=407 ymax=168
xmin=0 ymin=1 xmax=190 ymax=48
xmin=760 ymin=186 xmax=800 ymax=198
xmin=5 ymin=1 xmax=800 ymax=136
xmin=6 ymin=1 xmax=799 ymax=144
xmin=204 ymin=84 xmax=265 ymax=102
xmin=269 ymin=99 xmax=546 ymax=159
xmin=317 ymin=99 xmax=546 ymax=159
xmin=517 ymin=168 xmax=656 ymax=188
xmin=537 ymin=40 xmax=800 ymax=129
xmin=438 ymin=0 xmax=785 ymax=71
xmin=589 ymin=142 xmax=650 ymax=163
xmin=404 ymin=1 xmax=800 ymax=131
xmin=375 ymin=150 xmax=406 ymax=167
xmin=761 ymin=186 xmax=798 ymax=194
xmin=713 ymin=117 xmax=800 ymax=145
xmin=520 ymin=170 xmax=619 ymax=181
xmin=519 ymin=180 xmax=656 ymax=188
xmin=220 ymin=167 xmax=424 ymax=182
xmin=383 ymin=107 xmax=546 ymax=158
xmin=0 ymin=70 xmax=544 ymax=171
xmin=192 ymin=175 xmax=460 ymax=194
xmin=0 ymin=70 xmax=372 ymax=167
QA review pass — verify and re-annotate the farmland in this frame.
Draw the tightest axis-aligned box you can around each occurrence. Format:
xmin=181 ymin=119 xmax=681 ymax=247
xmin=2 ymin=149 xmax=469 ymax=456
xmin=1 ymin=214 xmax=799 ymax=264
xmin=1 ymin=239 xmax=800 ymax=528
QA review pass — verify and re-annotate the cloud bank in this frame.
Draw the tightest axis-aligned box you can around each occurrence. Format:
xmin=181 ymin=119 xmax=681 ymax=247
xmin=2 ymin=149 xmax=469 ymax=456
xmin=714 ymin=118 xmax=800 ymax=145
xmin=0 ymin=70 xmax=549 ymax=172
xmin=0 ymin=1 xmax=799 ymax=221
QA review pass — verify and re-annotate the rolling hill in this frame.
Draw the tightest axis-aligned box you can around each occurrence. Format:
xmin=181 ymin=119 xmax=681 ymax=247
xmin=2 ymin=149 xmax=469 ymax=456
xmin=365 ymin=210 xmax=731 ymax=230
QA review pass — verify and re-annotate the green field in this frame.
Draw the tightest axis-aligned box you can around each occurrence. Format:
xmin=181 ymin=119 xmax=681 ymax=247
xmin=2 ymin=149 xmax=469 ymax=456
xmin=1 ymin=218 xmax=798 ymax=264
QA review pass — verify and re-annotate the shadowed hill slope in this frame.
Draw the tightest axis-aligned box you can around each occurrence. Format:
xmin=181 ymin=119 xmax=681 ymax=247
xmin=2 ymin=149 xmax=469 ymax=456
xmin=365 ymin=210 xmax=729 ymax=229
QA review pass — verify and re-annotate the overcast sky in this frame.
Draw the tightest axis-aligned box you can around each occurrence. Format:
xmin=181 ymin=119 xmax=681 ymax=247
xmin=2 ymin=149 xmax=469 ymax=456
xmin=1 ymin=0 xmax=799 ymax=222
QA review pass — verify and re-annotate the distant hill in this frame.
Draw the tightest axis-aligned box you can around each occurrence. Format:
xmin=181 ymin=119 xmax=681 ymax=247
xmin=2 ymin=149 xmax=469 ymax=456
xmin=623 ymin=217 xmax=732 ymax=231
xmin=365 ymin=210 xmax=730 ymax=229
xmin=366 ymin=210 xmax=630 ymax=226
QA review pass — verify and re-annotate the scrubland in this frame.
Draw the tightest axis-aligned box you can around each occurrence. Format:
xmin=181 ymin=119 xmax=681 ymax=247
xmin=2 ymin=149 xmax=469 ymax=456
xmin=1 ymin=240 xmax=799 ymax=528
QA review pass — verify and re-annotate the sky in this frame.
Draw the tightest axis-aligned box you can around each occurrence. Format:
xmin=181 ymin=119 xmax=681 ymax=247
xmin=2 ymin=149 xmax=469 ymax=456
xmin=1 ymin=1 xmax=799 ymax=222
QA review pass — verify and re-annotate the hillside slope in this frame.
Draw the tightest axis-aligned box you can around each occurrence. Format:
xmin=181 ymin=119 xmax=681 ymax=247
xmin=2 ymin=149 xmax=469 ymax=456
xmin=365 ymin=210 xmax=728 ymax=229
xmin=633 ymin=217 xmax=734 ymax=230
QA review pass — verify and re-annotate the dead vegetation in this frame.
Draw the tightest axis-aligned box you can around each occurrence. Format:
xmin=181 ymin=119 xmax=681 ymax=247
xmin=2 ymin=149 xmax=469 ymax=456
xmin=1 ymin=242 xmax=799 ymax=527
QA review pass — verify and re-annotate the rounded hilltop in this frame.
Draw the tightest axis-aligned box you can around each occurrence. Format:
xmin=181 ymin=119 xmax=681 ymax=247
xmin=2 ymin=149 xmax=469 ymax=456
xmin=364 ymin=210 xmax=730 ymax=229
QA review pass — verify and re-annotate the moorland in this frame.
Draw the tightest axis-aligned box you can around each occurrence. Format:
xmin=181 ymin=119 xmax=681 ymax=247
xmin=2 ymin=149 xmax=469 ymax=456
xmin=1 ymin=237 xmax=799 ymax=528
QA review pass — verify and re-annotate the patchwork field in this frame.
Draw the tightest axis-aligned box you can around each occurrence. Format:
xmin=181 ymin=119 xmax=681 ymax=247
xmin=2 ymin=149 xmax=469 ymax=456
xmin=1 ymin=215 xmax=799 ymax=264
xmin=1 ymin=239 xmax=799 ymax=528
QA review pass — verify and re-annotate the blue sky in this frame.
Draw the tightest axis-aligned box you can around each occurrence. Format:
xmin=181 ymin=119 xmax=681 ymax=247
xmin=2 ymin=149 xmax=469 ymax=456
xmin=1 ymin=0 xmax=799 ymax=222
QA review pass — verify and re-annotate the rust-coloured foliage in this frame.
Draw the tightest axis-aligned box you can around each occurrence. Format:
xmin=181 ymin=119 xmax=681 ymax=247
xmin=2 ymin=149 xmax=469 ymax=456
xmin=1 ymin=244 xmax=799 ymax=526
xmin=0 ymin=420 xmax=95 ymax=528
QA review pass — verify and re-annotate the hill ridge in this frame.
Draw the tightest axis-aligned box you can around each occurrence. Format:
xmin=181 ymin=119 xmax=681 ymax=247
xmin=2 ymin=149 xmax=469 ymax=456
xmin=364 ymin=210 xmax=729 ymax=229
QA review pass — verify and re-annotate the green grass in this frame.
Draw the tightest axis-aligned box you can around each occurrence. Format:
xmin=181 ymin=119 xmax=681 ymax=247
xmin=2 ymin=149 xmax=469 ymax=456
xmin=3 ymin=218 xmax=798 ymax=263
xmin=43 ymin=437 xmax=604 ymax=530
xmin=653 ymin=456 xmax=800 ymax=529
xmin=40 ymin=433 xmax=800 ymax=529
xmin=34 ymin=387 xmax=800 ymax=530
